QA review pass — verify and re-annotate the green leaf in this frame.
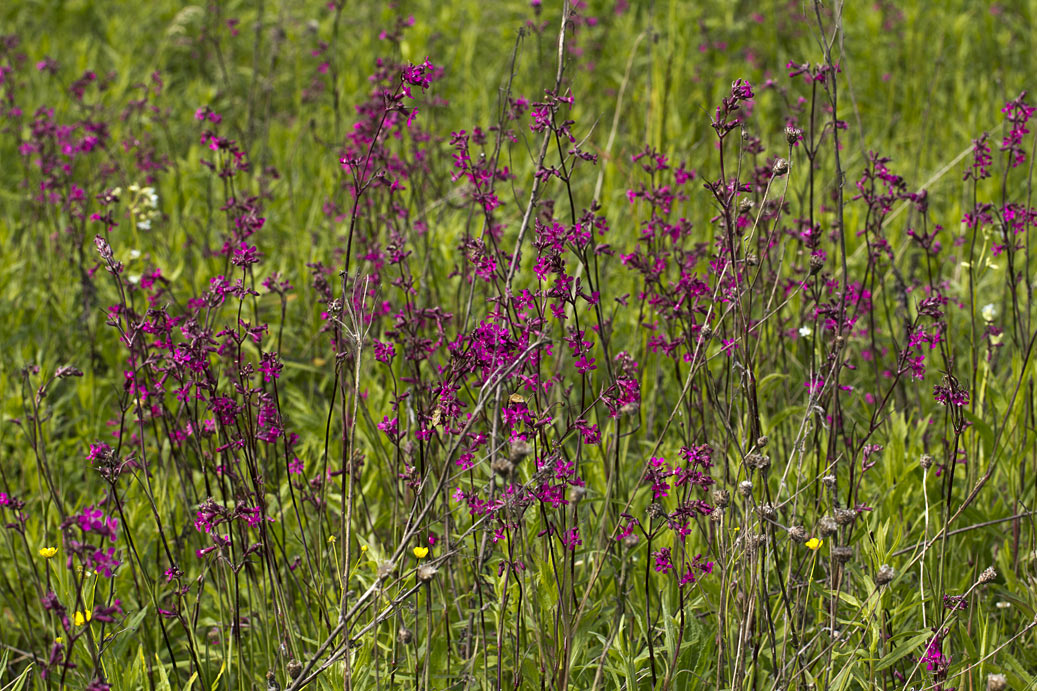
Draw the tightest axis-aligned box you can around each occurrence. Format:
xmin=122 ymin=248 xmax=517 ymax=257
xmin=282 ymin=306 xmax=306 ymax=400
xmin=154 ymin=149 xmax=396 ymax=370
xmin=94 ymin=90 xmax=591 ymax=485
xmin=874 ymin=630 xmax=932 ymax=671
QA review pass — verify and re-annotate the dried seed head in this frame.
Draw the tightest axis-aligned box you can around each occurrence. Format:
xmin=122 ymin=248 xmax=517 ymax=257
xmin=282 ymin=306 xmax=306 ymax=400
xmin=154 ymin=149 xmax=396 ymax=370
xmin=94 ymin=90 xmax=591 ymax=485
xmin=417 ymin=564 xmax=438 ymax=583
xmin=747 ymin=452 xmax=770 ymax=471
xmin=809 ymin=254 xmax=825 ymax=275
xmin=978 ymin=566 xmax=997 ymax=584
xmin=822 ymin=474 xmax=836 ymax=489
xmin=788 ymin=526 xmax=809 ymax=543
xmin=709 ymin=507 xmax=724 ymax=523
xmin=920 ymin=453 xmax=934 ymax=470
xmin=491 ymin=456 xmax=515 ymax=477
xmin=987 ymin=673 xmax=1007 ymax=691
xmin=376 ymin=562 xmax=394 ymax=582
xmin=711 ymin=488 xmax=730 ymax=509
xmin=509 ymin=439 xmax=532 ymax=462
xmin=785 ymin=125 xmax=802 ymax=146
xmin=267 ymin=670 xmax=281 ymax=691
xmin=817 ymin=515 xmax=839 ymax=537
xmin=757 ymin=503 xmax=777 ymax=521
xmin=287 ymin=660 xmax=303 ymax=680
xmin=745 ymin=252 xmax=759 ymax=267
xmin=756 ymin=435 xmax=769 ymax=448
xmin=647 ymin=502 xmax=667 ymax=520
xmin=875 ymin=564 xmax=895 ymax=586
xmin=397 ymin=626 xmax=413 ymax=645
xmin=700 ymin=325 xmax=713 ymax=340
xmin=772 ymin=158 xmax=789 ymax=176
xmin=621 ymin=532 xmax=640 ymax=548
xmin=833 ymin=507 xmax=856 ymax=526
xmin=738 ymin=480 xmax=754 ymax=497
xmin=831 ymin=546 xmax=853 ymax=563
xmin=569 ymin=485 xmax=587 ymax=503
xmin=738 ymin=197 xmax=755 ymax=214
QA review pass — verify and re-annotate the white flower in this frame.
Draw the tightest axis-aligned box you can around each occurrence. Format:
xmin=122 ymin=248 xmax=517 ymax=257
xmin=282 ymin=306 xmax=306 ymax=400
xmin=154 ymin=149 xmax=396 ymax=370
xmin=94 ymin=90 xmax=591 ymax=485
xmin=799 ymin=325 xmax=812 ymax=338
xmin=128 ymin=249 xmax=141 ymax=260
xmin=138 ymin=218 xmax=151 ymax=231
xmin=127 ymin=274 xmax=141 ymax=285
xmin=981 ymin=303 xmax=997 ymax=322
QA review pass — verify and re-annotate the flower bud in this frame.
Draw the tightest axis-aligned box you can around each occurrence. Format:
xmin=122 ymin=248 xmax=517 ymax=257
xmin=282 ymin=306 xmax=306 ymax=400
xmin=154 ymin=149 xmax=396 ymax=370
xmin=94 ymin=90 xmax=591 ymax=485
xmin=772 ymin=158 xmax=789 ymax=176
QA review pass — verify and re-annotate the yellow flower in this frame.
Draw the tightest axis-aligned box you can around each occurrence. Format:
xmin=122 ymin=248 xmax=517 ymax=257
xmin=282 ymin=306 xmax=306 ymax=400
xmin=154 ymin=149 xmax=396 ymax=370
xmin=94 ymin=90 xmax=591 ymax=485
xmin=55 ymin=636 xmax=64 ymax=644
xmin=39 ymin=546 xmax=58 ymax=559
xmin=805 ymin=537 xmax=822 ymax=551
xmin=360 ymin=545 xmax=368 ymax=553
xmin=73 ymin=610 xmax=92 ymax=627
xmin=327 ymin=535 xmax=336 ymax=544
xmin=412 ymin=546 xmax=429 ymax=559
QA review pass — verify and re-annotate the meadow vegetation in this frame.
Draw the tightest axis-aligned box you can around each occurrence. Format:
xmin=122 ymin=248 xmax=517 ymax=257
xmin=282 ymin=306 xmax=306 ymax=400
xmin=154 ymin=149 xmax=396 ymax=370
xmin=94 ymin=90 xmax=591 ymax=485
xmin=1 ymin=1 xmax=1037 ymax=689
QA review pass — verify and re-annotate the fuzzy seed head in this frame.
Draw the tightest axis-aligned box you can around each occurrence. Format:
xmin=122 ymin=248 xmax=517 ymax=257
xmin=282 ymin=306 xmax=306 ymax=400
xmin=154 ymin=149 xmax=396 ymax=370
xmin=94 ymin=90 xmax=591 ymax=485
xmin=875 ymin=564 xmax=895 ymax=586
xmin=831 ymin=546 xmax=853 ymax=563
xmin=417 ymin=563 xmax=438 ymax=583
xmin=833 ymin=508 xmax=856 ymax=526
xmin=747 ymin=452 xmax=770 ymax=471
xmin=509 ymin=439 xmax=532 ymax=462
xmin=647 ymin=502 xmax=667 ymax=520
xmin=817 ymin=515 xmax=839 ymax=537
